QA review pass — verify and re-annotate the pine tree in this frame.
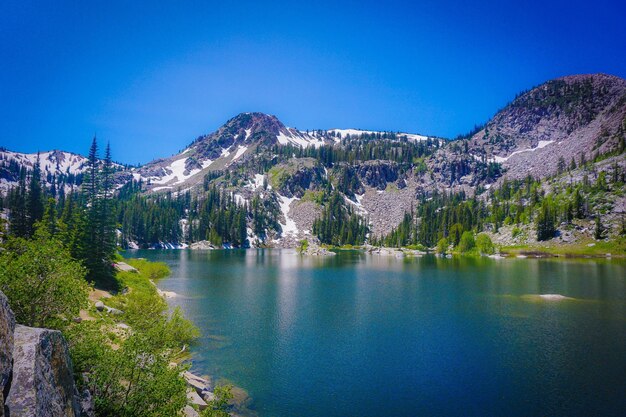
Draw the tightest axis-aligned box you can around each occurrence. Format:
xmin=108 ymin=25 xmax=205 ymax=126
xmin=8 ymin=167 xmax=28 ymax=237
xmin=536 ymin=198 xmax=556 ymax=241
xmin=42 ymin=197 xmax=59 ymax=235
xmin=594 ymin=214 xmax=605 ymax=240
xmin=26 ymin=153 xmax=45 ymax=236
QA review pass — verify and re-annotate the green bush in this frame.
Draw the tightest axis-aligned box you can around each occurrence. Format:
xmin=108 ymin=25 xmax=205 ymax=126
xmin=200 ymin=384 xmax=234 ymax=417
xmin=436 ymin=237 xmax=449 ymax=255
xmin=476 ymin=233 xmax=495 ymax=255
xmin=65 ymin=258 xmax=199 ymax=417
xmin=0 ymin=229 xmax=89 ymax=327
xmin=457 ymin=231 xmax=476 ymax=253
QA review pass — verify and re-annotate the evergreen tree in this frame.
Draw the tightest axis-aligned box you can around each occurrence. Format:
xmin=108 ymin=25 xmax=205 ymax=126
xmin=536 ymin=198 xmax=556 ymax=241
xmin=8 ymin=167 xmax=28 ymax=237
xmin=594 ymin=215 xmax=605 ymax=240
xmin=26 ymin=153 xmax=44 ymax=236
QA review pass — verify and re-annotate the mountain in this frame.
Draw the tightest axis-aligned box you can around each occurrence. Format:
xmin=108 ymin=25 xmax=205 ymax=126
xmin=132 ymin=112 xmax=435 ymax=193
xmin=1 ymin=73 xmax=625 ymax=249
xmin=465 ymin=73 xmax=626 ymax=179
xmin=0 ymin=149 xmax=89 ymax=193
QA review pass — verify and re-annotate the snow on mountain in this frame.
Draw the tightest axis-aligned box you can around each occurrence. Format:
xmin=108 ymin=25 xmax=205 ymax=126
xmin=0 ymin=149 xmax=91 ymax=193
xmin=491 ymin=140 xmax=556 ymax=163
xmin=328 ymin=128 xmax=431 ymax=142
xmin=2 ymin=149 xmax=88 ymax=175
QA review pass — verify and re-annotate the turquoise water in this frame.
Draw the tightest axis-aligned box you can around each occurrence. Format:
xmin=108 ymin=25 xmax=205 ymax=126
xmin=127 ymin=250 xmax=626 ymax=417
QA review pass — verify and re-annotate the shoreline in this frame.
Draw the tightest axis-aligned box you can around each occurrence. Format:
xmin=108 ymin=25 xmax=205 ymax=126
xmin=127 ymin=245 xmax=625 ymax=260
xmin=147 ymin=262 xmax=257 ymax=417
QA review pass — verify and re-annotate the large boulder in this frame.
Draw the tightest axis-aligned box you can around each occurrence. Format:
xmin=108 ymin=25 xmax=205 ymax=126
xmin=0 ymin=291 xmax=15 ymax=417
xmin=6 ymin=325 xmax=81 ymax=417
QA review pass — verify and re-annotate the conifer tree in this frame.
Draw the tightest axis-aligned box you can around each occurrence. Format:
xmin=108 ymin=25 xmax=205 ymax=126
xmin=26 ymin=153 xmax=44 ymax=236
xmin=8 ymin=167 xmax=28 ymax=237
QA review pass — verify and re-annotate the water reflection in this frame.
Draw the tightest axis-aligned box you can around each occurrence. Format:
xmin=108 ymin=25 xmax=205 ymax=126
xmin=125 ymin=250 xmax=626 ymax=417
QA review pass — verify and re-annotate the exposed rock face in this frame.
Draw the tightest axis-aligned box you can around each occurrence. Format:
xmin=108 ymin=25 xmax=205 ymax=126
xmin=6 ymin=325 xmax=81 ymax=417
xmin=357 ymin=161 xmax=400 ymax=190
xmin=467 ymin=74 xmax=626 ymax=180
xmin=0 ymin=291 xmax=92 ymax=417
xmin=272 ymin=158 xmax=325 ymax=198
xmin=0 ymin=292 xmax=15 ymax=417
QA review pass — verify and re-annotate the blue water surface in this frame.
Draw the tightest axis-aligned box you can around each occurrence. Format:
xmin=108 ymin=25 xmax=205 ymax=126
xmin=126 ymin=250 xmax=626 ymax=417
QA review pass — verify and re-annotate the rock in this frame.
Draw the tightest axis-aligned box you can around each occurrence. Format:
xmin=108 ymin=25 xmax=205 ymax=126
xmin=538 ymin=294 xmax=573 ymax=301
xmin=201 ymin=391 xmax=216 ymax=402
xmin=189 ymin=240 xmax=216 ymax=250
xmin=94 ymin=301 xmax=104 ymax=311
xmin=187 ymin=390 xmax=207 ymax=410
xmin=73 ymin=317 xmax=82 ymax=323
xmin=0 ymin=291 xmax=16 ymax=417
xmin=113 ymin=262 xmax=138 ymax=273
xmin=105 ymin=307 xmax=124 ymax=316
xmin=78 ymin=388 xmax=95 ymax=417
xmin=6 ymin=325 xmax=81 ymax=417
xmin=183 ymin=405 xmax=200 ymax=417
xmin=184 ymin=371 xmax=212 ymax=393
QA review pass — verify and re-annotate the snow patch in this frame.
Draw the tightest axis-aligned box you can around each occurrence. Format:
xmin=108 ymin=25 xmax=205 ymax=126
xmin=246 ymin=174 xmax=266 ymax=190
xmin=493 ymin=140 xmax=555 ymax=163
xmin=278 ymin=195 xmax=299 ymax=236
xmin=232 ymin=145 xmax=248 ymax=161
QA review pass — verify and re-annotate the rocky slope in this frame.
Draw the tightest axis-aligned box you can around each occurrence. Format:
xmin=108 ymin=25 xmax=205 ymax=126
xmin=464 ymin=74 xmax=626 ymax=180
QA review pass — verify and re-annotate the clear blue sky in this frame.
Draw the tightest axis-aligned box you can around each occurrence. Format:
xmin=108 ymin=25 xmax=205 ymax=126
xmin=2 ymin=0 xmax=625 ymax=164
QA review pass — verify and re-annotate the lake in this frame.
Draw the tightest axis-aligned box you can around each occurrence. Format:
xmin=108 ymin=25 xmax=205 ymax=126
xmin=126 ymin=250 xmax=626 ymax=417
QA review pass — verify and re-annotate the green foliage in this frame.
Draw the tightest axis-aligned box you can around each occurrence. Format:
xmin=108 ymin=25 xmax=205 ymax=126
xmin=65 ymin=259 xmax=199 ymax=417
xmin=457 ymin=231 xmax=476 ymax=253
xmin=475 ymin=233 xmax=495 ymax=255
xmin=594 ymin=215 xmax=605 ymax=240
xmin=297 ymin=238 xmax=309 ymax=253
xmin=200 ymin=384 xmax=234 ymax=417
xmin=0 ymin=229 xmax=89 ymax=327
xmin=436 ymin=237 xmax=449 ymax=255
xmin=78 ymin=137 xmax=118 ymax=289
xmin=312 ymin=191 xmax=369 ymax=246
xmin=66 ymin=322 xmax=188 ymax=417
xmin=536 ymin=197 xmax=557 ymax=241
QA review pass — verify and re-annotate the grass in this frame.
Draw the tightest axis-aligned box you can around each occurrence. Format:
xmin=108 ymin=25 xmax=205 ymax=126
xmin=500 ymin=236 xmax=626 ymax=257
xmin=268 ymin=165 xmax=290 ymax=189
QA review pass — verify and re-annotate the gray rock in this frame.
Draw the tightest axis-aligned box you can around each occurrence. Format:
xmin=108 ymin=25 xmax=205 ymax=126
xmin=0 ymin=291 xmax=15 ymax=417
xmin=114 ymin=262 xmax=138 ymax=273
xmin=78 ymin=388 xmax=95 ymax=417
xmin=6 ymin=325 xmax=81 ymax=417
xmin=187 ymin=390 xmax=207 ymax=410
xmin=105 ymin=307 xmax=124 ymax=316
xmin=94 ymin=301 xmax=104 ymax=311
xmin=183 ymin=405 xmax=200 ymax=417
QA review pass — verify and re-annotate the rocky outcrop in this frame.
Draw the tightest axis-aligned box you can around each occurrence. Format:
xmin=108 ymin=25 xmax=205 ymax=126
xmin=357 ymin=161 xmax=400 ymax=190
xmin=0 ymin=292 xmax=15 ymax=417
xmin=6 ymin=326 xmax=80 ymax=417
xmin=0 ymin=290 xmax=93 ymax=417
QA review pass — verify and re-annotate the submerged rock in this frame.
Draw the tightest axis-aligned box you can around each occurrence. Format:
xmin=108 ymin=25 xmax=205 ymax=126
xmin=538 ymin=294 xmax=573 ymax=301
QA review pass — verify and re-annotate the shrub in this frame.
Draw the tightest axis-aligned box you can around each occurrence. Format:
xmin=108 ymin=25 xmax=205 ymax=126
xmin=457 ymin=231 xmax=476 ymax=253
xmin=476 ymin=233 xmax=495 ymax=255
xmin=0 ymin=229 xmax=89 ymax=327
xmin=436 ymin=237 xmax=449 ymax=255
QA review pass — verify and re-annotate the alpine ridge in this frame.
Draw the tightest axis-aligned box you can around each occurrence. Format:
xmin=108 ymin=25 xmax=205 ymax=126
xmin=1 ymin=73 xmax=625 ymax=249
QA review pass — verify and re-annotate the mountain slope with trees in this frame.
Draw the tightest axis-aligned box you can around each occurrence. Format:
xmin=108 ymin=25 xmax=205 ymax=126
xmin=1 ymin=73 xmax=625 ymax=251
